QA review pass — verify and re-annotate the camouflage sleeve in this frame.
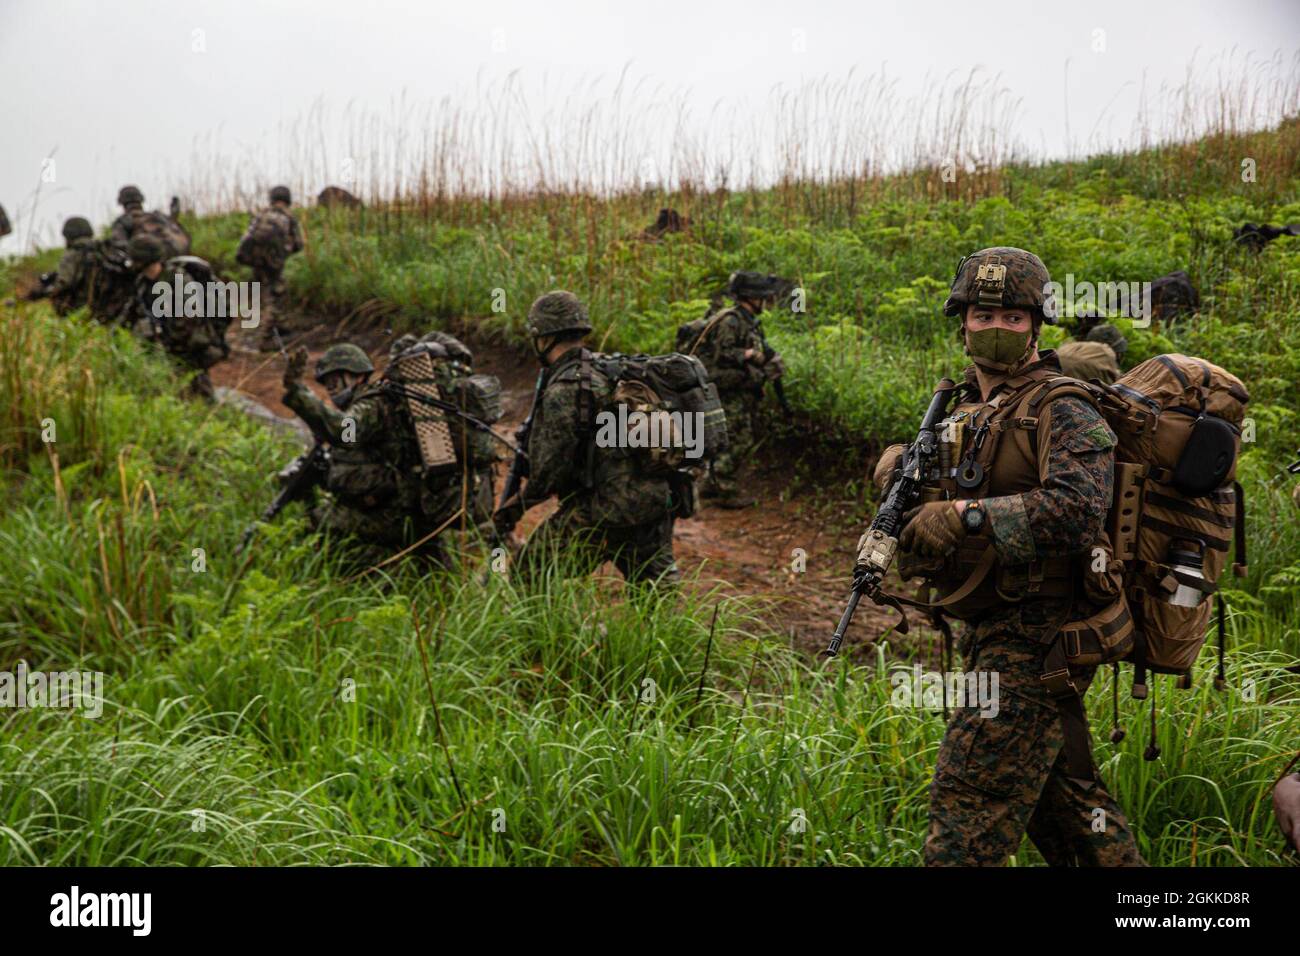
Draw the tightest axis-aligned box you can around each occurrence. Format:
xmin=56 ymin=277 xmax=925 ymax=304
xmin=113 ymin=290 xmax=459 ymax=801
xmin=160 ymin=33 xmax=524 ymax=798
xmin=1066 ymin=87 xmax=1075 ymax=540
xmin=109 ymin=216 xmax=130 ymax=248
xmin=705 ymin=313 xmax=760 ymax=390
xmin=524 ymin=378 xmax=582 ymax=503
xmin=283 ymin=383 xmax=385 ymax=445
xmin=290 ymin=216 xmax=304 ymax=253
xmin=49 ymin=248 xmax=82 ymax=294
xmin=983 ymin=397 xmax=1115 ymax=565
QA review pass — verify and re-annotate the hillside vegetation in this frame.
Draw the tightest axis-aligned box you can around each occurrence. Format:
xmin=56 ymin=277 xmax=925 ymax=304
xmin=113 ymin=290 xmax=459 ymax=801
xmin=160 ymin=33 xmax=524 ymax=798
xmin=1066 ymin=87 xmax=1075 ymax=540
xmin=2 ymin=119 xmax=1299 ymax=865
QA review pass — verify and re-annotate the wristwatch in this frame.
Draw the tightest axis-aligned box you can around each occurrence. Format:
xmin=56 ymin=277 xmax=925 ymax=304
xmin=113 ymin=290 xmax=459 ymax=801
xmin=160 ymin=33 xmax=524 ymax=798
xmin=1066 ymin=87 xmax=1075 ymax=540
xmin=961 ymin=500 xmax=986 ymax=533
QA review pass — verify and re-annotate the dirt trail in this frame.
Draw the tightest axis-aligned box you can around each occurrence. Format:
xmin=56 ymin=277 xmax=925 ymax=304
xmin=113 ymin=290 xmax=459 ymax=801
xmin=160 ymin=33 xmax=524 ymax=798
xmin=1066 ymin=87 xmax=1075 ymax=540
xmin=213 ymin=318 xmax=924 ymax=660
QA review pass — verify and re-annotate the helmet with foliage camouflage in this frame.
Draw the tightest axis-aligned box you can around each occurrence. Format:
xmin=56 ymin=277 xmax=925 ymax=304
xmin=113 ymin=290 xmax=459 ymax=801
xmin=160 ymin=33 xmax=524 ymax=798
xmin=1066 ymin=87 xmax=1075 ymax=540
xmin=727 ymin=271 xmax=792 ymax=300
xmin=1085 ymin=322 xmax=1128 ymax=359
xmin=62 ymin=216 xmax=93 ymax=242
xmin=315 ymin=343 xmax=374 ymax=380
xmin=269 ymin=185 xmax=291 ymax=204
xmin=127 ymin=234 xmax=165 ymax=266
xmin=526 ymin=291 xmax=592 ymax=338
xmin=943 ymin=246 xmax=1057 ymax=324
xmin=118 ymin=185 xmax=144 ymax=207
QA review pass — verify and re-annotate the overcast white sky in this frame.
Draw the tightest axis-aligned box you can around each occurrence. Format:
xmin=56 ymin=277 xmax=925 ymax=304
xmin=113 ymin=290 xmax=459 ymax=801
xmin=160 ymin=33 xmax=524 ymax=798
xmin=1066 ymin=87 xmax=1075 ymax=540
xmin=3 ymin=0 xmax=1298 ymax=250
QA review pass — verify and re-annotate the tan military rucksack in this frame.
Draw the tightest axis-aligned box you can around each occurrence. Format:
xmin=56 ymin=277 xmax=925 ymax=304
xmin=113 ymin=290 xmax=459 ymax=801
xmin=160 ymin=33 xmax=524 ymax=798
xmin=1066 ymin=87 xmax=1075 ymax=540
xmin=1051 ymin=356 xmax=1249 ymax=702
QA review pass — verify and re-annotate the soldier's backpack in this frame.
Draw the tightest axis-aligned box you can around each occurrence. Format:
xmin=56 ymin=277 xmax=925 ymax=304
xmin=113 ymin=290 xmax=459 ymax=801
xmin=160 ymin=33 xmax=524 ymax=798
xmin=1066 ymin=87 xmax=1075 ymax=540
xmin=158 ymin=256 xmax=233 ymax=358
xmin=131 ymin=210 xmax=192 ymax=259
xmin=1086 ymin=355 xmax=1249 ymax=693
xmin=675 ymin=302 xmax=727 ymax=355
xmin=579 ymin=351 xmax=728 ymax=475
xmin=236 ymin=208 xmax=293 ymax=270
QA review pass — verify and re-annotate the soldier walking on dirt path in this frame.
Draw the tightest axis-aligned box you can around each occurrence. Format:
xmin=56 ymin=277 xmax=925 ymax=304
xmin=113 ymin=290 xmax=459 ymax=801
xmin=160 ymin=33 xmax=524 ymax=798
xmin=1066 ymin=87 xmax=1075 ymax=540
xmin=236 ymin=185 xmax=305 ymax=351
xmin=681 ymin=271 xmax=790 ymax=509
xmin=493 ymin=291 xmax=682 ymax=589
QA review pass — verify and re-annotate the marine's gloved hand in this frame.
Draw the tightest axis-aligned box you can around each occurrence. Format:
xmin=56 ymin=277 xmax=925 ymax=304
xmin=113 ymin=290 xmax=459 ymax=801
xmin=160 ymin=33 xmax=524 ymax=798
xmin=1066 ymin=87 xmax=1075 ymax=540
xmin=899 ymin=500 xmax=966 ymax=559
xmin=763 ymin=354 xmax=785 ymax=380
xmin=896 ymin=548 xmax=945 ymax=581
xmin=872 ymin=443 xmax=906 ymax=493
xmin=492 ymin=493 xmax=525 ymax=536
xmin=283 ymin=345 xmax=309 ymax=389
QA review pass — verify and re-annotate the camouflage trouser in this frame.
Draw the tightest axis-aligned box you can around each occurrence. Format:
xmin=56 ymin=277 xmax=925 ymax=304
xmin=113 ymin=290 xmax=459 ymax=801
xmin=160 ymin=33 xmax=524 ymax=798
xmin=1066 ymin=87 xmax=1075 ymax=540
xmin=514 ymin=505 xmax=679 ymax=589
xmin=702 ymin=389 xmax=760 ymax=498
xmin=252 ymin=265 xmax=286 ymax=342
xmin=924 ymin=629 xmax=1146 ymax=867
xmin=310 ymin=500 xmax=451 ymax=572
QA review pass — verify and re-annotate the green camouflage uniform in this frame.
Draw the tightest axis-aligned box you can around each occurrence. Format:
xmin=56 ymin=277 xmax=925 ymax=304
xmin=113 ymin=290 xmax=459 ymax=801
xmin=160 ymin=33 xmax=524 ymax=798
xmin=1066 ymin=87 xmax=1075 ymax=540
xmin=120 ymin=256 xmax=229 ymax=399
xmin=44 ymin=237 xmax=99 ymax=315
xmin=690 ymin=302 xmax=769 ymax=500
xmin=238 ymin=204 xmax=304 ymax=343
xmin=924 ymin=354 xmax=1145 ymax=867
xmin=515 ymin=346 xmax=679 ymax=587
xmin=284 ymin=363 xmax=489 ymax=570
xmin=109 ymin=205 xmax=143 ymax=248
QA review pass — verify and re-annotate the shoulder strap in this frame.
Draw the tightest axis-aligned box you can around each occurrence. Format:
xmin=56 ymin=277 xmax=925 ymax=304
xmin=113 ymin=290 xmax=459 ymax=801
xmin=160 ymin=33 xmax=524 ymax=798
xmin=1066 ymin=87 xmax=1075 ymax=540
xmin=576 ymin=350 xmax=596 ymax=489
xmin=685 ymin=308 xmax=733 ymax=356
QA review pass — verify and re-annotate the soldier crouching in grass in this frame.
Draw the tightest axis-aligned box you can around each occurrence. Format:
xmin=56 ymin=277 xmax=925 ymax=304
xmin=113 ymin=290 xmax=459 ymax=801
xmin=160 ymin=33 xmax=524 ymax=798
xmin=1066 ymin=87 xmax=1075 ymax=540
xmin=876 ymin=247 xmax=1145 ymax=866
xmin=119 ymin=234 xmax=229 ymax=401
xmin=280 ymin=342 xmax=487 ymax=572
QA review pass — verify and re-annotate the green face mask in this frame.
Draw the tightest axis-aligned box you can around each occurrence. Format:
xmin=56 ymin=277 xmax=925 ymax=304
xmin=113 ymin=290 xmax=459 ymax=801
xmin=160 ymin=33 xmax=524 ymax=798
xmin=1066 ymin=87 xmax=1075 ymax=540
xmin=966 ymin=327 xmax=1031 ymax=369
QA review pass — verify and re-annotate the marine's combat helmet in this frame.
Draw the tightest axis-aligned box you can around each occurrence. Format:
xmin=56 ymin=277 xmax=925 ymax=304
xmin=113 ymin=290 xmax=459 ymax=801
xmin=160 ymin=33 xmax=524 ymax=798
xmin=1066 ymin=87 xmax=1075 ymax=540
xmin=1085 ymin=322 xmax=1128 ymax=359
xmin=62 ymin=216 xmax=94 ymax=242
xmin=118 ymin=185 xmax=144 ymax=208
xmin=526 ymin=291 xmax=592 ymax=338
xmin=726 ymin=270 xmax=790 ymax=301
xmin=315 ymin=343 xmax=374 ymax=381
xmin=269 ymin=185 xmax=291 ymax=205
xmin=943 ymin=247 xmax=1057 ymax=324
xmin=127 ymin=234 xmax=166 ymax=267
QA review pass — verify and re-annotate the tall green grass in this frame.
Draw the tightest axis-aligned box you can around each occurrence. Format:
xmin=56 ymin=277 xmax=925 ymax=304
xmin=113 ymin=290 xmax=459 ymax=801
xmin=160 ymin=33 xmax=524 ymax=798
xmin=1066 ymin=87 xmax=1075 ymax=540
xmin=0 ymin=304 xmax=1296 ymax=866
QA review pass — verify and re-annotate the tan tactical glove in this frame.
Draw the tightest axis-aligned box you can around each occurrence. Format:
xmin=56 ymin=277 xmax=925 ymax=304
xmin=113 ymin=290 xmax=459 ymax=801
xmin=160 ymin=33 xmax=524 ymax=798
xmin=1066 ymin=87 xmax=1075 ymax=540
xmin=283 ymin=345 xmax=309 ymax=389
xmin=872 ymin=443 xmax=906 ymax=493
xmin=898 ymin=501 xmax=966 ymax=560
xmin=763 ymin=354 xmax=785 ymax=381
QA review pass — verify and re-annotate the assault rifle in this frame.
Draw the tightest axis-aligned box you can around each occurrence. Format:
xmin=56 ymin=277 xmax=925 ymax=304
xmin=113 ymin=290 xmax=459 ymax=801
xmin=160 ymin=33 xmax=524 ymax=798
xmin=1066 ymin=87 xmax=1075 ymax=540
xmin=493 ymin=368 xmax=547 ymax=536
xmin=827 ymin=378 xmax=959 ymax=657
xmin=761 ymin=339 xmax=792 ymax=415
xmin=237 ymin=441 xmax=330 ymax=554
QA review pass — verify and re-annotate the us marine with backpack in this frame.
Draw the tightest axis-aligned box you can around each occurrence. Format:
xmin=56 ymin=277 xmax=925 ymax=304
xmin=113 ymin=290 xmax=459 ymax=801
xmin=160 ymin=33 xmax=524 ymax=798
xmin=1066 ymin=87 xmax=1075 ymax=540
xmin=866 ymin=247 xmax=1248 ymax=867
xmin=494 ymin=291 xmax=726 ymax=588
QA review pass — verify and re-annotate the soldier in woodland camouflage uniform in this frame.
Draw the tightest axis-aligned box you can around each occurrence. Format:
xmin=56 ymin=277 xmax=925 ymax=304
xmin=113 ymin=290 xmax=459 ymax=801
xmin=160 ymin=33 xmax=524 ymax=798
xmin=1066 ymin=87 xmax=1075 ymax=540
xmin=24 ymin=217 xmax=98 ymax=315
xmin=109 ymin=184 xmax=191 ymax=258
xmin=687 ymin=271 xmax=787 ymax=507
xmin=109 ymin=186 xmax=146 ymax=248
xmin=873 ymin=247 xmax=1145 ymax=867
xmin=281 ymin=339 xmax=488 ymax=570
xmin=493 ymin=291 xmax=680 ymax=587
xmin=237 ymin=185 xmax=305 ymax=350
xmin=119 ymin=234 xmax=229 ymax=400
